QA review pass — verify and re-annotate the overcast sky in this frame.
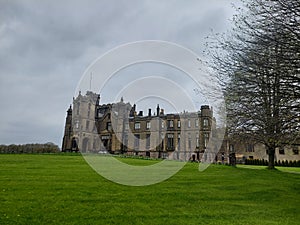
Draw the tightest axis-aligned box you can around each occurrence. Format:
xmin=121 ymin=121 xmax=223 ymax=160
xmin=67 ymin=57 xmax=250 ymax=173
xmin=0 ymin=0 xmax=239 ymax=146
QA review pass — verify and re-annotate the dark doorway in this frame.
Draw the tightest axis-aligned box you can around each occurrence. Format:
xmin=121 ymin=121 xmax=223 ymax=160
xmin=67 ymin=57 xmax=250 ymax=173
xmin=71 ymin=138 xmax=78 ymax=152
xmin=82 ymin=138 xmax=89 ymax=153
xmin=146 ymin=151 xmax=150 ymax=157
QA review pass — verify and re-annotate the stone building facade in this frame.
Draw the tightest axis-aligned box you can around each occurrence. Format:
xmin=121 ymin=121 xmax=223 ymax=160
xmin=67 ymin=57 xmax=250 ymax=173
xmin=62 ymin=91 xmax=300 ymax=163
xmin=62 ymin=91 xmax=100 ymax=153
xmin=62 ymin=91 xmax=219 ymax=161
xmin=228 ymin=137 xmax=300 ymax=163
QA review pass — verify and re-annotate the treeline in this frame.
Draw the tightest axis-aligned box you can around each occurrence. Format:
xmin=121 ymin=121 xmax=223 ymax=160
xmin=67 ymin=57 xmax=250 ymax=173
xmin=245 ymin=159 xmax=300 ymax=167
xmin=0 ymin=143 xmax=60 ymax=154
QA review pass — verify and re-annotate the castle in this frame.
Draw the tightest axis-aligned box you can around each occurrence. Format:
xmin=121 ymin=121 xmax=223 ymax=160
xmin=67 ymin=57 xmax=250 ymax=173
xmin=62 ymin=91 xmax=300 ymax=163
xmin=62 ymin=91 xmax=224 ymax=161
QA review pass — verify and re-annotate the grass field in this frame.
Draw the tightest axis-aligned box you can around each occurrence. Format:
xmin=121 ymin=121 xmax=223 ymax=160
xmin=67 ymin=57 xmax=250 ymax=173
xmin=0 ymin=154 xmax=299 ymax=225
xmin=237 ymin=164 xmax=300 ymax=173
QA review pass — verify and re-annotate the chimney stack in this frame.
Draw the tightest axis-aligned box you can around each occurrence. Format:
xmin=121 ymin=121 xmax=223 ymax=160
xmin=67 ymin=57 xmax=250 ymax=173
xmin=156 ymin=104 xmax=160 ymax=117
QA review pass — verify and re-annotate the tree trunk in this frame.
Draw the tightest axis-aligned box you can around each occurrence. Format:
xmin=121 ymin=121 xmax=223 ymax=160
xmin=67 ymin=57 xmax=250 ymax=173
xmin=268 ymin=146 xmax=275 ymax=169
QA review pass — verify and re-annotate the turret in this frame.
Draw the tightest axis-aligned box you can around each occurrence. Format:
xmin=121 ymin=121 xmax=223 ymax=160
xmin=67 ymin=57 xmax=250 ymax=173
xmin=67 ymin=105 xmax=72 ymax=116
xmin=62 ymin=105 xmax=73 ymax=152
xmin=130 ymin=104 xmax=136 ymax=117
xmin=201 ymin=105 xmax=212 ymax=117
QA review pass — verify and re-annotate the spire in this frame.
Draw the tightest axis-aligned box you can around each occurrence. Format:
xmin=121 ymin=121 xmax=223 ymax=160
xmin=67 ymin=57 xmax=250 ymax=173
xmin=96 ymin=94 xmax=100 ymax=106
xmin=67 ymin=105 xmax=72 ymax=115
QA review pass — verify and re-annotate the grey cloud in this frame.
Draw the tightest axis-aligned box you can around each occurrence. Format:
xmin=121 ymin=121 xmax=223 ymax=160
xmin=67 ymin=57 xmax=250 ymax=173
xmin=0 ymin=0 xmax=238 ymax=145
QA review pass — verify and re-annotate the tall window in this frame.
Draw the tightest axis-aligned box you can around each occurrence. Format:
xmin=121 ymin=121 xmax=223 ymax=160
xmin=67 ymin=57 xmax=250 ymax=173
xmin=146 ymin=121 xmax=151 ymax=129
xmin=169 ymin=120 xmax=174 ymax=128
xmin=93 ymin=138 xmax=96 ymax=149
xmin=167 ymin=133 xmax=174 ymax=149
xmin=160 ymin=133 xmax=164 ymax=150
xmin=134 ymin=122 xmax=140 ymax=130
xmin=177 ymin=134 xmax=181 ymax=150
xmin=188 ymin=119 xmax=191 ymax=128
xmin=124 ymin=123 xmax=129 ymax=130
xmin=246 ymin=144 xmax=254 ymax=152
xmin=75 ymin=120 xmax=79 ymax=129
xmin=203 ymin=118 xmax=209 ymax=127
xmin=161 ymin=121 xmax=165 ymax=128
xmin=196 ymin=133 xmax=199 ymax=148
xmin=123 ymin=134 xmax=128 ymax=151
xmin=195 ymin=119 xmax=199 ymax=127
xmin=106 ymin=122 xmax=111 ymax=131
xmin=86 ymin=120 xmax=90 ymax=130
xmin=177 ymin=120 xmax=181 ymax=128
xmin=87 ymin=103 xmax=91 ymax=118
xmin=134 ymin=134 xmax=140 ymax=150
xmin=77 ymin=103 xmax=80 ymax=115
xmin=146 ymin=134 xmax=151 ymax=149
xmin=188 ymin=133 xmax=192 ymax=150
xmin=204 ymin=133 xmax=209 ymax=147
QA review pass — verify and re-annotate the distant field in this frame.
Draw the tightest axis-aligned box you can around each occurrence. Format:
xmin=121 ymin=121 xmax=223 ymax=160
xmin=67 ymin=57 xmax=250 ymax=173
xmin=0 ymin=154 xmax=299 ymax=225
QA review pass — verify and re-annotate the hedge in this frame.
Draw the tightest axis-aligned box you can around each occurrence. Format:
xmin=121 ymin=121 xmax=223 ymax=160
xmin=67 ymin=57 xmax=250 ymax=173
xmin=245 ymin=158 xmax=300 ymax=167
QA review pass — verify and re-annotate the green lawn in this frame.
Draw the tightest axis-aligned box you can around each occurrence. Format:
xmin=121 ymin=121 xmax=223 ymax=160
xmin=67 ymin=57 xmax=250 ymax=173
xmin=0 ymin=154 xmax=299 ymax=225
xmin=237 ymin=164 xmax=300 ymax=173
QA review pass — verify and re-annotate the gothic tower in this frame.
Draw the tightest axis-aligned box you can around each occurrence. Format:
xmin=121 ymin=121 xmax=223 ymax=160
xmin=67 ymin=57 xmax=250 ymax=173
xmin=72 ymin=91 xmax=100 ymax=153
xmin=62 ymin=105 xmax=73 ymax=152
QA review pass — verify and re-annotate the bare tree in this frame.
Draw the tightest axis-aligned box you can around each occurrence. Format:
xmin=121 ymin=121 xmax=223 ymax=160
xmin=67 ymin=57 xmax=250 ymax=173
xmin=207 ymin=0 xmax=300 ymax=169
